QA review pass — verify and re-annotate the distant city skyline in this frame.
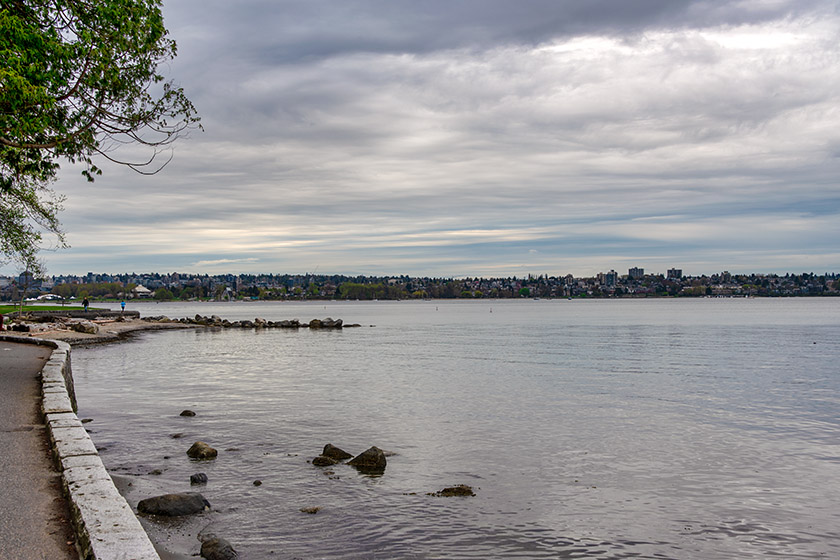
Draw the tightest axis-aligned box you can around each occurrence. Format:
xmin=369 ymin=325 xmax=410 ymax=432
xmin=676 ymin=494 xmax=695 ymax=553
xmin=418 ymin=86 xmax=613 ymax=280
xmin=7 ymin=0 xmax=840 ymax=277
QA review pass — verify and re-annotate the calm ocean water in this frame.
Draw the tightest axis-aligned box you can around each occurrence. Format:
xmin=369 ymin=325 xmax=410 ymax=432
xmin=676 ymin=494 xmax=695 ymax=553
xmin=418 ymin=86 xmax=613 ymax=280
xmin=73 ymin=298 xmax=840 ymax=559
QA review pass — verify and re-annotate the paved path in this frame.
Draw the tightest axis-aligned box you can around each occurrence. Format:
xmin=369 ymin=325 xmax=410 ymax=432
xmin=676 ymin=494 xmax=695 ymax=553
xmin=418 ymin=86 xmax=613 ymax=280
xmin=0 ymin=340 xmax=77 ymax=560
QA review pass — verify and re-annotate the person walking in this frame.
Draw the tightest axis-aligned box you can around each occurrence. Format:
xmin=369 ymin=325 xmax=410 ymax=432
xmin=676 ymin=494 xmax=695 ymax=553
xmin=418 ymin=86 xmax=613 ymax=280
xmin=82 ymin=297 xmax=89 ymax=312
xmin=120 ymin=300 xmax=126 ymax=314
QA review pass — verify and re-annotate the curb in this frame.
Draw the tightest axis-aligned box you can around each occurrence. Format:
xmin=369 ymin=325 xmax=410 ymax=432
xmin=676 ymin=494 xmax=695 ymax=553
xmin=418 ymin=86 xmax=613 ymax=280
xmin=0 ymin=335 xmax=160 ymax=560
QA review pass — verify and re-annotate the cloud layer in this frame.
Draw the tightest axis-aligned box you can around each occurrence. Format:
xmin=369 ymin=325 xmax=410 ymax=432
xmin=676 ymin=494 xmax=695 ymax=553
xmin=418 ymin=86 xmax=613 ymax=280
xmin=29 ymin=0 xmax=840 ymax=277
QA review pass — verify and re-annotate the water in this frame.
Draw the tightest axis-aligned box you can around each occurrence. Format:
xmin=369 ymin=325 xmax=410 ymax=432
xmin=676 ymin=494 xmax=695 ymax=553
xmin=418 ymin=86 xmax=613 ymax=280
xmin=72 ymin=299 xmax=840 ymax=559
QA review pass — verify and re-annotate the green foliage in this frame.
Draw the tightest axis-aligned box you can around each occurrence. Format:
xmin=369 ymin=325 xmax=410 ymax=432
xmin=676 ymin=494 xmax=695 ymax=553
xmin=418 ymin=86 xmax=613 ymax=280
xmin=518 ymin=287 xmax=530 ymax=297
xmin=337 ymin=282 xmax=408 ymax=300
xmin=1 ymin=0 xmax=199 ymax=269
xmin=50 ymin=281 xmax=123 ymax=298
xmin=154 ymin=287 xmax=174 ymax=300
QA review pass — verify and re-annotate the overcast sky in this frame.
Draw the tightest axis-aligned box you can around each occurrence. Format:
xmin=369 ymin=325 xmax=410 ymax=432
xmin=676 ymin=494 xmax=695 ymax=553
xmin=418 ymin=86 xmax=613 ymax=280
xmin=19 ymin=0 xmax=840 ymax=278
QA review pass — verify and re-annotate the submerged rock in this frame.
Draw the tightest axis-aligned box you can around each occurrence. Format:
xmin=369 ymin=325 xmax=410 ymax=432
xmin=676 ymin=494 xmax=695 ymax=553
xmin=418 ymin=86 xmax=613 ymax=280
xmin=187 ymin=441 xmax=218 ymax=459
xmin=347 ymin=446 xmax=387 ymax=474
xmin=190 ymin=473 xmax=208 ymax=485
xmin=322 ymin=443 xmax=353 ymax=461
xmin=312 ymin=455 xmax=339 ymax=467
xmin=137 ymin=492 xmax=210 ymax=516
xmin=200 ymin=536 xmax=238 ymax=560
xmin=180 ymin=409 xmax=196 ymax=417
xmin=428 ymin=484 xmax=476 ymax=497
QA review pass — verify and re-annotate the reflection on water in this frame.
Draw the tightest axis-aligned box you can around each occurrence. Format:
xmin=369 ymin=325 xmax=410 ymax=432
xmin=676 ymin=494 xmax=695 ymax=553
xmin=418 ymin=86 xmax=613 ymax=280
xmin=74 ymin=299 xmax=840 ymax=558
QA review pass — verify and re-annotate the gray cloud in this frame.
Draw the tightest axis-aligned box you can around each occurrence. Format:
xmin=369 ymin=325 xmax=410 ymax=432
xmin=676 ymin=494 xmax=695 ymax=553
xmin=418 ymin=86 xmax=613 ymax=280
xmin=17 ymin=0 xmax=840 ymax=277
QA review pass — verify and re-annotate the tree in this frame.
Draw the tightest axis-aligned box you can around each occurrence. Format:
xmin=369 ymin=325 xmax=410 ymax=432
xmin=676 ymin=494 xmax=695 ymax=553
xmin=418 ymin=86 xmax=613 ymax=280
xmin=154 ymin=287 xmax=174 ymax=301
xmin=1 ymin=0 xmax=199 ymax=269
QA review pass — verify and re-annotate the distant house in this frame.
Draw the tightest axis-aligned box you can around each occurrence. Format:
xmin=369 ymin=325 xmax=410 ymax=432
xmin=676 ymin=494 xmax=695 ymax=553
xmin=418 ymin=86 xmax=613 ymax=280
xmin=132 ymin=285 xmax=153 ymax=298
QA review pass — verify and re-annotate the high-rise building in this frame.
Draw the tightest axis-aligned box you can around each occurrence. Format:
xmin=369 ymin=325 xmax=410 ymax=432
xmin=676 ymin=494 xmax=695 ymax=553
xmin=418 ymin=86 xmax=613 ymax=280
xmin=629 ymin=267 xmax=644 ymax=280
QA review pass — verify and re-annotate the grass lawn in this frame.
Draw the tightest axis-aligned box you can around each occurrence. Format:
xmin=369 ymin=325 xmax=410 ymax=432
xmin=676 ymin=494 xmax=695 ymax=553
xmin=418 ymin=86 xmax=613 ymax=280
xmin=0 ymin=304 xmax=89 ymax=314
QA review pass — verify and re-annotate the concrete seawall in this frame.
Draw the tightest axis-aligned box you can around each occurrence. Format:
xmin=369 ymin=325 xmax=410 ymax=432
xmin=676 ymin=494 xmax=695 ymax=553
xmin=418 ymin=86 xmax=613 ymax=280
xmin=0 ymin=335 xmax=160 ymax=560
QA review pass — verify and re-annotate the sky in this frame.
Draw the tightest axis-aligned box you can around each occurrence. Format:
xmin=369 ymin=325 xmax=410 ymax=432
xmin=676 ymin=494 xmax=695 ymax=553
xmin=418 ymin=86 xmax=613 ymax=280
xmin=17 ymin=0 xmax=840 ymax=278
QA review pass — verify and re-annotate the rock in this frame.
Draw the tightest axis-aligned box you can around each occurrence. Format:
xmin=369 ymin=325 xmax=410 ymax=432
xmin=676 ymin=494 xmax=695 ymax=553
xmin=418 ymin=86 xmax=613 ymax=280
xmin=180 ymin=409 xmax=196 ymax=417
xmin=309 ymin=318 xmax=344 ymax=328
xmin=347 ymin=446 xmax=387 ymax=473
xmin=240 ymin=320 xmax=254 ymax=328
xmin=300 ymin=506 xmax=321 ymax=514
xmin=200 ymin=537 xmax=238 ymax=560
xmin=276 ymin=319 xmax=300 ymax=328
xmin=190 ymin=473 xmax=208 ymax=485
xmin=312 ymin=455 xmax=338 ymax=467
xmin=187 ymin=441 xmax=218 ymax=459
xmin=254 ymin=317 xmax=267 ymax=328
xmin=137 ymin=492 xmax=210 ymax=516
xmin=253 ymin=480 xmax=262 ymax=486
xmin=322 ymin=443 xmax=352 ymax=461
xmin=148 ymin=469 xmax=163 ymax=476
xmin=428 ymin=484 xmax=476 ymax=497
xmin=72 ymin=320 xmax=99 ymax=334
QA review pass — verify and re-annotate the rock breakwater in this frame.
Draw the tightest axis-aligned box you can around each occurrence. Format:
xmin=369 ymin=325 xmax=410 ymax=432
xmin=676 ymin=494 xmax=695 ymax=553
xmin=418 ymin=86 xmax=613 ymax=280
xmin=143 ymin=315 xmax=361 ymax=329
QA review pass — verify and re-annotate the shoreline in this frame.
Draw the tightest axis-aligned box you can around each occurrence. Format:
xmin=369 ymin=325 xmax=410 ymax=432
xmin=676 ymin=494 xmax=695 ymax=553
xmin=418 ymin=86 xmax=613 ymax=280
xmin=5 ymin=320 xmax=206 ymax=559
xmin=4 ymin=318 xmax=198 ymax=346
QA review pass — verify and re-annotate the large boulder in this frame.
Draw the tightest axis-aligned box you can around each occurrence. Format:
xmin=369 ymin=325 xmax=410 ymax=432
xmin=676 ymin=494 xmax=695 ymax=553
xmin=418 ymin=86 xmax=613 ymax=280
xmin=348 ymin=446 xmax=387 ymax=473
xmin=200 ymin=536 xmax=238 ymax=560
xmin=187 ymin=441 xmax=218 ymax=459
xmin=137 ymin=492 xmax=210 ymax=516
xmin=323 ymin=443 xmax=353 ymax=461
xmin=72 ymin=320 xmax=99 ymax=334
xmin=309 ymin=318 xmax=343 ymax=329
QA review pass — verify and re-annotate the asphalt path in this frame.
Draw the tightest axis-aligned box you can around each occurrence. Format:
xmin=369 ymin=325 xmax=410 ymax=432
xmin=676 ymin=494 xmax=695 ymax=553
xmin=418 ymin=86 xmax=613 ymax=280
xmin=0 ymin=340 xmax=77 ymax=559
